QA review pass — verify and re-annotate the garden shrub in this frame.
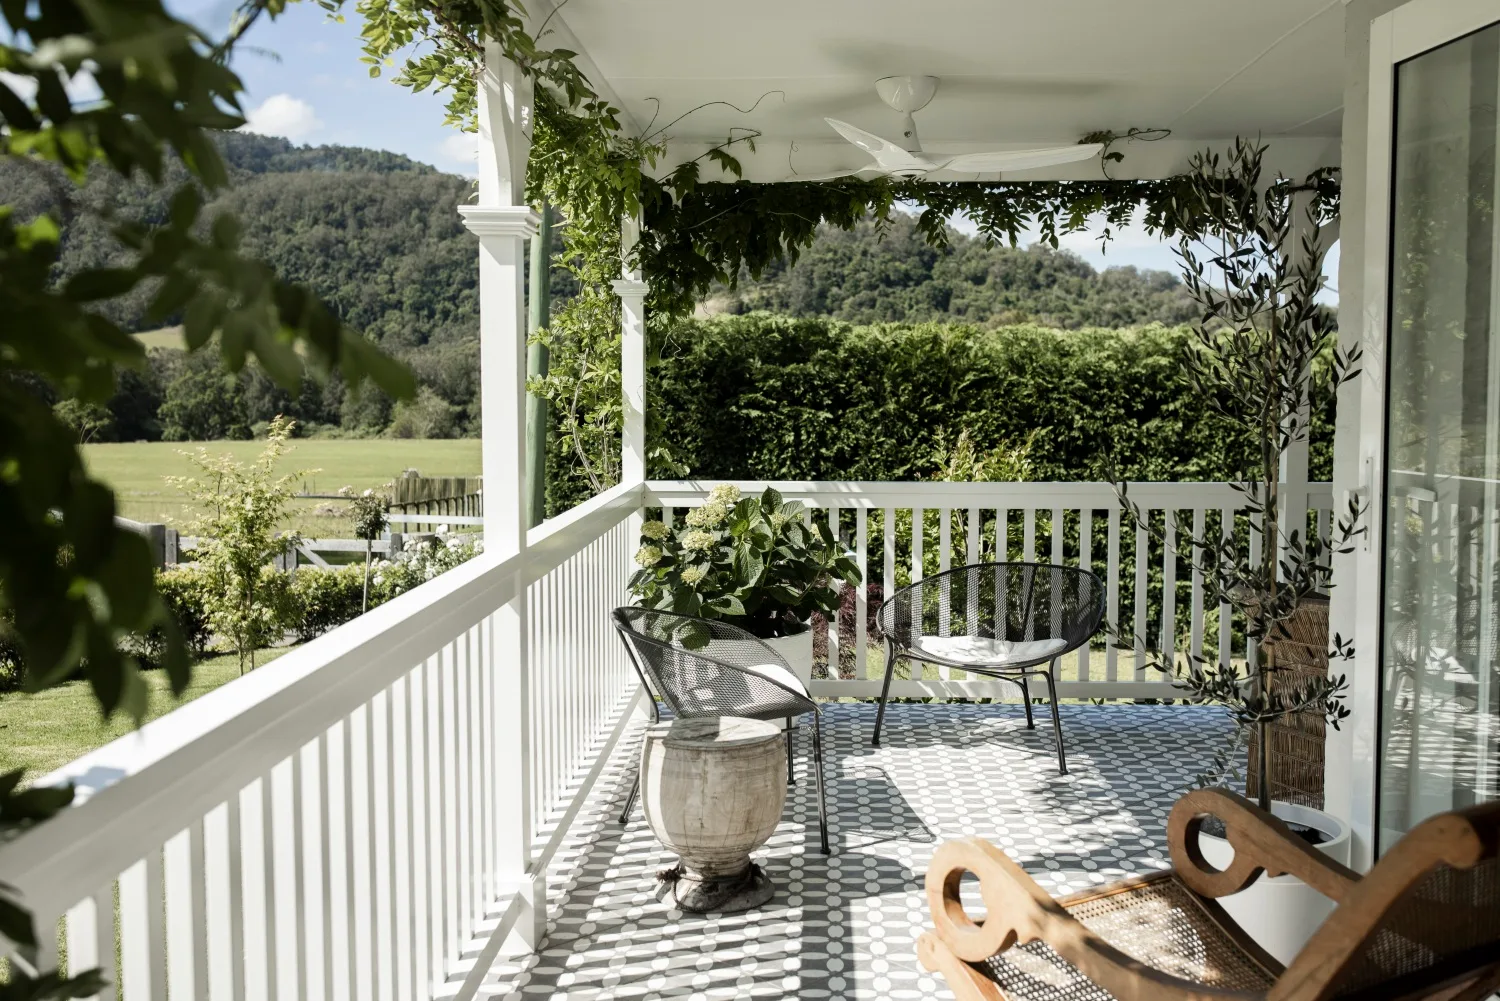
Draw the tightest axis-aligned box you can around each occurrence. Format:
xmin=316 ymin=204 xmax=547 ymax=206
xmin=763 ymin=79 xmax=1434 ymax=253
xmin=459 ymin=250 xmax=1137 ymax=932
xmin=288 ymin=565 xmax=367 ymax=642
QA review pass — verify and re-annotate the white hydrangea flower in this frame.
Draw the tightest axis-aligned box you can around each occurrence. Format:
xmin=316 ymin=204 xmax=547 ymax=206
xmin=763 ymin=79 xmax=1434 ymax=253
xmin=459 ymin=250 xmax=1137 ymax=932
xmin=640 ymin=520 xmax=670 ymax=541
xmin=373 ymin=574 xmax=384 ymax=586
xmin=681 ymin=530 xmax=716 ymax=552
xmin=708 ymin=483 xmax=741 ymax=505
xmin=447 ymin=537 xmax=462 ymax=550
xmin=680 ymin=564 xmax=709 ymax=585
xmin=635 ymin=544 xmax=664 ymax=568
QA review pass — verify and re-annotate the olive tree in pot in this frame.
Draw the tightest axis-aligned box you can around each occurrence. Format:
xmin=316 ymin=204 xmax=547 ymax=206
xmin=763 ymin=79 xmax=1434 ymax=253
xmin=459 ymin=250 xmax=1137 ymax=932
xmin=628 ymin=484 xmax=862 ymax=686
xmin=1114 ymin=139 xmax=1364 ymax=965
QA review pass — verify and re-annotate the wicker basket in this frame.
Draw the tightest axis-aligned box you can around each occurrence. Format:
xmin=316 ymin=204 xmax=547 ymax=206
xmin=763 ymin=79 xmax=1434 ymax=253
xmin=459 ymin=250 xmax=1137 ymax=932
xmin=1247 ymin=595 xmax=1329 ymax=809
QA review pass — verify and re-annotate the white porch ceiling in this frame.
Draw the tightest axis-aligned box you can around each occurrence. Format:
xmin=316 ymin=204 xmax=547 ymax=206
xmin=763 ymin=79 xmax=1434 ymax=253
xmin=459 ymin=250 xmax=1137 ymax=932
xmin=543 ymin=0 xmax=1346 ymax=181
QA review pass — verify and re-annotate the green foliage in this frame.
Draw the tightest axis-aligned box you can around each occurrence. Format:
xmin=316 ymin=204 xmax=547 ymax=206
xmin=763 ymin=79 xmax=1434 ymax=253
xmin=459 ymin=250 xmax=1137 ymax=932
xmin=644 ymin=315 xmax=1337 ymax=486
xmin=52 ymin=399 xmax=114 ymax=444
xmin=712 ymin=214 xmax=1196 ymax=328
xmin=1109 ymin=141 xmax=1360 ymax=805
xmin=150 ymin=566 xmax=214 ymax=661
xmin=287 ymin=564 xmax=366 ymax=642
xmin=628 ymin=485 xmax=862 ymax=640
xmin=387 ymin=386 xmax=459 ymax=439
xmin=168 ymin=417 xmax=308 ymax=673
xmin=159 ymin=363 xmax=253 ymax=441
xmin=348 ymin=491 xmax=388 ymax=542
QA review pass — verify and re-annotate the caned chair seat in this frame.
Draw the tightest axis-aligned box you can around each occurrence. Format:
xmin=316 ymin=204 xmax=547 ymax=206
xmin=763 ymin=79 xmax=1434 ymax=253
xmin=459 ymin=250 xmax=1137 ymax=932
xmin=974 ymin=871 xmax=1279 ymax=1001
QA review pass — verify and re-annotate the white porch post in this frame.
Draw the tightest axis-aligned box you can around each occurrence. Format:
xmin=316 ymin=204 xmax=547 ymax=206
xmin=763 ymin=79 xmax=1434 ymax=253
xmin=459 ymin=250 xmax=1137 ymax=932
xmin=458 ymin=42 xmax=545 ymax=949
xmin=615 ymin=214 xmax=648 ymax=486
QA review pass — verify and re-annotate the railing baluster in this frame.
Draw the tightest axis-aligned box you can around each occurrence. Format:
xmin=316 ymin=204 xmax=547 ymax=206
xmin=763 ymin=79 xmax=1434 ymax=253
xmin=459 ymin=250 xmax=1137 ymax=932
xmin=1162 ymin=509 xmax=1178 ymax=674
xmin=1135 ymin=515 xmax=1149 ymax=682
xmin=1078 ymin=508 xmax=1092 ymax=682
xmin=883 ymin=507 xmax=895 ymax=683
xmin=1219 ymin=506 xmax=1235 ymax=670
xmin=1105 ymin=507 xmax=1121 ymax=683
xmin=351 ymin=708 xmax=373 ymax=1001
xmin=1023 ymin=508 xmax=1036 ymax=563
xmin=1190 ymin=509 xmax=1207 ymax=671
xmin=855 ymin=507 xmax=868 ymax=682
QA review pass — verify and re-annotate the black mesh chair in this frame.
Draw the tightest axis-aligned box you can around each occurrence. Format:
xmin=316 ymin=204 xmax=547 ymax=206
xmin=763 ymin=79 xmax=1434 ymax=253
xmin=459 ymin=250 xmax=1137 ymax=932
xmin=873 ymin=562 xmax=1106 ymax=774
xmin=612 ymin=607 xmax=830 ymax=854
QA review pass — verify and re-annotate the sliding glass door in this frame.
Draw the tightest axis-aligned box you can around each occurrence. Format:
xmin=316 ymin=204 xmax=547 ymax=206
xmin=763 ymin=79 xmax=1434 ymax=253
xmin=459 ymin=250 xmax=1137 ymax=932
xmin=1379 ymin=14 xmax=1500 ymax=849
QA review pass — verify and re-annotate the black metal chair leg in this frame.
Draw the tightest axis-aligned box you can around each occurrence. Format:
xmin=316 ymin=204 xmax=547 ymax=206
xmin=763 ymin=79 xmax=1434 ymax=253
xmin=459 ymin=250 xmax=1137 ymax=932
xmin=619 ymin=770 xmax=641 ymax=824
xmin=1019 ymin=675 xmax=1035 ymax=729
xmin=786 ymin=718 xmax=796 ymax=784
xmin=872 ymin=636 xmax=898 ymax=746
xmin=813 ymin=714 xmax=830 ymax=854
xmin=1041 ymin=665 xmax=1068 ymax=775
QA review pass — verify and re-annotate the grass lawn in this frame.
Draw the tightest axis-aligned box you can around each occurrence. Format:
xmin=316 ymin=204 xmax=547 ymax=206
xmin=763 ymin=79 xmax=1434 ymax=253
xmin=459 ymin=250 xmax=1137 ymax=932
xmin=0 ymin=647 xmax=293 ymax=779
xmin=82 ymin=438 xmax=481 ymax=537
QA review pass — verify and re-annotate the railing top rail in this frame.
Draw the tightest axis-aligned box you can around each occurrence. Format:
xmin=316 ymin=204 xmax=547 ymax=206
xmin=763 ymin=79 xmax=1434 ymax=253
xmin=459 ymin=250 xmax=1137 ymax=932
xmin=0 ymin=481 xmax=646 ymax=918
xmin=645 ymin=479 xmax=1335 ymax=509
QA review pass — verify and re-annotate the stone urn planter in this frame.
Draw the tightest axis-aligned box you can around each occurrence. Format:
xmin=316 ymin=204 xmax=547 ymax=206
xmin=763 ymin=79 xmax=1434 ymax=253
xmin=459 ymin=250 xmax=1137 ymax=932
xmin=762 ymin=629 xmax=814 ymax=690
xmin=641 ymin=715 xmax=787 ymax=912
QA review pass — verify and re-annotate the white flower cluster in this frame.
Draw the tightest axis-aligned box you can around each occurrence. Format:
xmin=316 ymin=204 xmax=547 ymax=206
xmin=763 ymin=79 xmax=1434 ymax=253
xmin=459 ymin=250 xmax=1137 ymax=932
xmin=640 ymin=520 xmax=670 ymax=541
xmin=679 ymin=564 xmax=709 ymax=585
xmin=635 ymin=544 xmax=664 ymax=568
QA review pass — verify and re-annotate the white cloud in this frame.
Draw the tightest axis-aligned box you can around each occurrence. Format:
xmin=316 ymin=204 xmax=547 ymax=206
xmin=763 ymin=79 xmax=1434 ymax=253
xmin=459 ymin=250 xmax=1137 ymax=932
xmin=244 ymin=94 xmax=323 ymax=141
xmin=440 ymin=132 xmax=478 ymax=173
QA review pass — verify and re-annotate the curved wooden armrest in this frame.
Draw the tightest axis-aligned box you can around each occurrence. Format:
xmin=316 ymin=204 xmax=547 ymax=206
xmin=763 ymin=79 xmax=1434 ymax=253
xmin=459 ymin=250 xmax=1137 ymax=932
xmin=1168 ymin=789 xmax=1359 ymax=903
xmin=924 ymin=837 xmax=1267 ymax=1001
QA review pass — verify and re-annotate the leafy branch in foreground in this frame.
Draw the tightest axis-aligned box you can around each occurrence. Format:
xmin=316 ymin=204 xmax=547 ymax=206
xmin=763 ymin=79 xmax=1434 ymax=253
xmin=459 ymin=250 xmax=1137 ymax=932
xmin=0 ymin=0 xmax=414 ymax=985
xmin=1109 ymin=139 xmax=1362 ymax=810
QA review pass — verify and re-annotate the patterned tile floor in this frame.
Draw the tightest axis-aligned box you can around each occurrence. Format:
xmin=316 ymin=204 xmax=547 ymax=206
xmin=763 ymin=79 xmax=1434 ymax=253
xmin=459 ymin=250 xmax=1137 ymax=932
xmin=484 ymin=702 xmax=1232 ymax=1000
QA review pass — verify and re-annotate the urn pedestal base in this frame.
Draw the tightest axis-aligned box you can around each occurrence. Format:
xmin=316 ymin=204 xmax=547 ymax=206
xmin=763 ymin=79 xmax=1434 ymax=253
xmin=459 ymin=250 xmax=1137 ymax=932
xmin=669 ymin=861 xmax=775 ymax=913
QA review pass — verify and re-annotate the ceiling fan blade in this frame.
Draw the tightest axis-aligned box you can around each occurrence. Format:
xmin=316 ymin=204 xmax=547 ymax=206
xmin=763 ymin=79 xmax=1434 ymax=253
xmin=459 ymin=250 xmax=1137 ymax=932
xmin=786 ymin=166 xmax=887 ymax=182
xmin=940 ymin=143 xmax=1105 ymax=174
xmin=824 ymin=118 xmax=907 ymax=158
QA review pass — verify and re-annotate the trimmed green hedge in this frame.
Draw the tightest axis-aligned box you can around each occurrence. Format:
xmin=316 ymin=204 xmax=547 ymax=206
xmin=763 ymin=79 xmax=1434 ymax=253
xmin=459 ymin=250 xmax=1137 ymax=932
xmin=642 ymin=315 xmax=1333 ymax=485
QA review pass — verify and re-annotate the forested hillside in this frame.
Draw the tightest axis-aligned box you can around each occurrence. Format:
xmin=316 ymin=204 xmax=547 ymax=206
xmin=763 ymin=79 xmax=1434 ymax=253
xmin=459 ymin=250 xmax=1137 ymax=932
xmin=710 ymin=215 xmax=1195 ymax=329
xmin=4 ymin=133 xmax=1209 ymax=469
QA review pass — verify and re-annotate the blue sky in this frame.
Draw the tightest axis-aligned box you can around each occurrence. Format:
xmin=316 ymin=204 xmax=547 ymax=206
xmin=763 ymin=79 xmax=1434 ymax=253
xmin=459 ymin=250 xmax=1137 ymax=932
xmin=167 ymin=1 xmax=1338 ymax=294
xmin=170 ymin=0 xmax=477 ymax=173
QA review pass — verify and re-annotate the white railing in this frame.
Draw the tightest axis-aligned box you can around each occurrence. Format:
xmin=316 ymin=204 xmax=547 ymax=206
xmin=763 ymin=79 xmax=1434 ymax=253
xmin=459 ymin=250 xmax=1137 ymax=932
xmin=0 ymin=481 xmax=642 ymax=1001
xmin=0 ymin=476 xmax=1336 ymax=1000
xmin=646 ymin=480 xmax=1335 ymax=701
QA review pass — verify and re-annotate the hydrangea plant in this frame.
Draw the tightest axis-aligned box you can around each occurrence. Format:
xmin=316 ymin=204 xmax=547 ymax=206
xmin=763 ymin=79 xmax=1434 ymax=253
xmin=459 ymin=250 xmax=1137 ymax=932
xmin=628 ymin=485 xmax=862 ymax=643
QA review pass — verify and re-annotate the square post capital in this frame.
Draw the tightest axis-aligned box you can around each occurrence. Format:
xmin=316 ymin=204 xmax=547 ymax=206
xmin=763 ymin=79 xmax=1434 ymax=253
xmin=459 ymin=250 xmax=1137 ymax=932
xmin=460 ymin=206 xmax=542 ymax=240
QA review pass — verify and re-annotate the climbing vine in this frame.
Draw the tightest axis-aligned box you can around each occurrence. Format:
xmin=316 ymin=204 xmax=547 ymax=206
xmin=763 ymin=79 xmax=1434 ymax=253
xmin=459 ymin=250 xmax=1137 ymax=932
xmin=335 ymin=2 xmax=1332 ymax=498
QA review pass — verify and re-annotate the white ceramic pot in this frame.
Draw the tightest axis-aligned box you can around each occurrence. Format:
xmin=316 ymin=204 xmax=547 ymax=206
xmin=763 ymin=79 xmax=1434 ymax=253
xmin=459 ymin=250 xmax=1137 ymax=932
xmin=1196 ymin=801 xmax=1351 ymax=966
xmin=761 ymin=629 xmax=815 ymax=690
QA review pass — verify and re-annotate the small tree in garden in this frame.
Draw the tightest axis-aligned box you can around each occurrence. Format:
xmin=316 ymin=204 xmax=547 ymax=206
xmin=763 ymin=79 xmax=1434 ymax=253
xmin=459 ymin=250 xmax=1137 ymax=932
xmin=1113 ymin=140 xmax=1364 ymax=810
xmin=349 ymin=490 xmax=389 ymax=613
xmin=169 ymin=416 xmax=311 ymax=674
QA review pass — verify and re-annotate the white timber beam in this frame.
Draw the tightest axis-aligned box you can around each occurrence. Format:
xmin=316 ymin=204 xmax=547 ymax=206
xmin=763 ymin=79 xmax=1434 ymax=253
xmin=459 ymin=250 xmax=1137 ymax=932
xmin=457 ymin=41 xmax=545 ymax=953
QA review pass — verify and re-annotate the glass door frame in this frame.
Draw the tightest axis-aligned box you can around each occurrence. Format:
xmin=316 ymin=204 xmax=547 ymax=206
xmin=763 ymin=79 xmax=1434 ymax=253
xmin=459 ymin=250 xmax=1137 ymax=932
xmin=1354 ymin=0 xmax=1500 ymax=864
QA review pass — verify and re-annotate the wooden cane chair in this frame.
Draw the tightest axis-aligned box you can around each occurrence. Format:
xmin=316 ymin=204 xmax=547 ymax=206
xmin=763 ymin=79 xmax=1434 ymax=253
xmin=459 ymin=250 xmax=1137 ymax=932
xmin=920 ymin=788 xmax=1500 ymax=1001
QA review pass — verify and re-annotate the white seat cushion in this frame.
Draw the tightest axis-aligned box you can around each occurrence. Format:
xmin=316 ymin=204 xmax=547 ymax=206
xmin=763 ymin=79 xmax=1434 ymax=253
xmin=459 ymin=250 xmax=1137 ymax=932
xmin=739 ymin=660 xmax=810 ymax=697
xmin=912 ymin=635 xmax=1068 ymax=667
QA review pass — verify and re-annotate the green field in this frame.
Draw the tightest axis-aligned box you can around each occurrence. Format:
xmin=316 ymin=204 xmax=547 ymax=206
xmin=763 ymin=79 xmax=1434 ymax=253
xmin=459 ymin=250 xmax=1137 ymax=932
xmin=0 ymin=648 xmax=292 ymax=778
xmin=83 ymin=438 xmax=482 ymax=537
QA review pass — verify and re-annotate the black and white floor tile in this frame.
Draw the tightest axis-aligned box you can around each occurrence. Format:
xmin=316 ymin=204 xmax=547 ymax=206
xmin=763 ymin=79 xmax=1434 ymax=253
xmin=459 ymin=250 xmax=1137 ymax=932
xmin=483 ymin=703 xmax=1232 ymax=1000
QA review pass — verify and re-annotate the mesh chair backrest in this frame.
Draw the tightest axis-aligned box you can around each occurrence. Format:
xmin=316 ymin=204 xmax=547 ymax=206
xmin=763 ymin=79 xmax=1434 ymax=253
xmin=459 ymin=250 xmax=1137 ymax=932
xmin=611 ymin=607 xmax=812 ymax=722
xmin=1287 ymin=804 xmax=1500 ymax=999
xmin=875 ymin=562 xmax=1105 ymax=650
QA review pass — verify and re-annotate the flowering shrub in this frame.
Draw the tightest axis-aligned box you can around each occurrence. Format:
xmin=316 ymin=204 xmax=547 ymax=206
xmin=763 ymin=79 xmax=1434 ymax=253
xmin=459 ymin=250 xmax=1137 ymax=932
xmin=628 ymin=484 xmax=861 ymax=641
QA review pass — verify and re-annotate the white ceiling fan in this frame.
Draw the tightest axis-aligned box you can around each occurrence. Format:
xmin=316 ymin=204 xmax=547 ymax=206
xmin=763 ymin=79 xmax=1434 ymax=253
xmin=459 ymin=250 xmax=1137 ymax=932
xmin=802 ymin=75 xmax=1103 ymax=181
